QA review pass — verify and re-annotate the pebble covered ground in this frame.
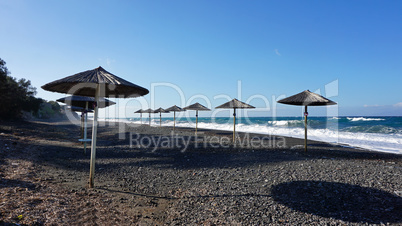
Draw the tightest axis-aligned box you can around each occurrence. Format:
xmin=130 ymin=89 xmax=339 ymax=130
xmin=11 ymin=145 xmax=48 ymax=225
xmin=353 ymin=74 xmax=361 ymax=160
xmin=1 ymin=120 xmax=401 ymax=225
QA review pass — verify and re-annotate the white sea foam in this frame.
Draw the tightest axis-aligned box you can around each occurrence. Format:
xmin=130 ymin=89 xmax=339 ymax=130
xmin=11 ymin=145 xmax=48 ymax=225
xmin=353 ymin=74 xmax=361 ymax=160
xmin=267 ymin=120 xmax=301 ymax=126
xmin=172 ymin=121 xmax=402 ymax=154
xmin=99 ymin=118 xmax=402 ymax=155
xmin=347 ymin=117 xmax=385 ymax=122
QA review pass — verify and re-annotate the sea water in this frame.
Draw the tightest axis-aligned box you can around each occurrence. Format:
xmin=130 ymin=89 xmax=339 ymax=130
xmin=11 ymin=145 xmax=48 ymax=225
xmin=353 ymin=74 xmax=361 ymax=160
xmin=104 ymin=116 xmax=402 ymax=155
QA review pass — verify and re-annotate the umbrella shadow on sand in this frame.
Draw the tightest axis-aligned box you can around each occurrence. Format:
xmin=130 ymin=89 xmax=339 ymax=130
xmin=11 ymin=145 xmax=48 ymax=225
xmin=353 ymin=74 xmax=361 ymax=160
xmin=0 ymin=178 xmax=36 ymax=190
xmin=271 ymin=180 xmax=402 ymax=224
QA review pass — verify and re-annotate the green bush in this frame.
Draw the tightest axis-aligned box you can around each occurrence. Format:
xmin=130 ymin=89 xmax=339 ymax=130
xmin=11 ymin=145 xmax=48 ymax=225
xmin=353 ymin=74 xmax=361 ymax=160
xmin=0 ymin=58 xmax=44 ymax=120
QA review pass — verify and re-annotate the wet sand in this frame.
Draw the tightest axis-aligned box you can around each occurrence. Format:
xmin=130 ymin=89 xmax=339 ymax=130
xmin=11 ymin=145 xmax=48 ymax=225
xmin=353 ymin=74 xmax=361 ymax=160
xmin=1 ymin=119 xmax=401 ymax=225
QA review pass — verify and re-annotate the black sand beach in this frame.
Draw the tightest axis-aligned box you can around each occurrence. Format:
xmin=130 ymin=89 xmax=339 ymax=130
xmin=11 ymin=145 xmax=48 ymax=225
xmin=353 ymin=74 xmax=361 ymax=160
xmin=1 ymin=119 xmax=401 ymax=225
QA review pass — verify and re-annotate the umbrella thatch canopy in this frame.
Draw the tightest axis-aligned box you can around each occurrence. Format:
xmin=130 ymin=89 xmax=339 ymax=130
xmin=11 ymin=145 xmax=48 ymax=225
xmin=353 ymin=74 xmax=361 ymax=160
xmin=165 ymin=105 xmax=185 ymax=130
xmin=216 ymin=98 xmax=255 ymax=109
xmin=165 ymin=105 xmax=184 ymax=112
xmin=277 ymin=90 xmax=337 ymax=106
xmin=277 ymin=90 xmax=337 ymax=152
xmin=42 ymin=66 xmax=149 ymax=97
xmin=154 ymin=107 xmax=168 ymax=113
xmin=134 ymin=109 xmax=145 ymax=124
xmin=57 ymin=95 xmax=116 ymax=109
xmin=154 ymin=108 xmax=170 ymax=127
xmin=216 ymin=99 xmax=255 ymax=142
xmin=184 ymin=103 xmax=210 ymax=111
xmin=42 ymin=66 xmax=149 ymax=188
xmin=184 ymin=103 xmax=211 ymax=134
xmin=68 ymin=106 xmax=94 ymax=112
xmin=142 ymin=108 xmax=155 ymax=113
xmin=142 ymin=108 xmax=155 ymax=126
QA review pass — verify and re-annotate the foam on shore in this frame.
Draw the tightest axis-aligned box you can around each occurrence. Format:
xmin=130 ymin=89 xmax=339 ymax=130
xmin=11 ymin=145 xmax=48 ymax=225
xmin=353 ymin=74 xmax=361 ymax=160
xmin=99 ymin=118 xmax=402 ymax=155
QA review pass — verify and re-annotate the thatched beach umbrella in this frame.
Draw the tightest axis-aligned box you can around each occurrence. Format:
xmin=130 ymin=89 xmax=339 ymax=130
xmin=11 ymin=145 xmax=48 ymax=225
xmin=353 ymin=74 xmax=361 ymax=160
xmin=57 ymin=95 xmax=116 ymax=155
xmin=57 ymin=95 xmax=116 ymax=109
xmin=216 ymin=98 xmax=255 ymax=142
xmin=68 ymin=106 xmax=94 ymax=112
xmin=134 ymin=109 xmax=145 ymax=124
xmin=42 ymin=66 xmax=149 ymax=188
xmin=165 ymin=105 xmax=185 ymax=131
xmin=142 ymin=108 xmax=155 ymax=126
xmin=154 ymin=107 xmax=170 ymax=127
xmin=277 ymin=90 xmax=337 ymax=152
xmin=183 ymin=103 xmax=210 ymax=135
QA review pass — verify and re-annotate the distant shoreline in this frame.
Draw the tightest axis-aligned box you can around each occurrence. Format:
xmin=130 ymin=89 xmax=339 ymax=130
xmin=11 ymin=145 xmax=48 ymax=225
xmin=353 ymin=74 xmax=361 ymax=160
xmin=98 ymin=116 xmax=402 ymax=155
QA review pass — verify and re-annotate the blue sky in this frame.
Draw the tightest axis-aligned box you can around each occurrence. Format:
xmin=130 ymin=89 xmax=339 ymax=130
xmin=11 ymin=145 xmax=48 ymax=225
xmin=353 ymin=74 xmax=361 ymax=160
xmin=1 ymin=0 xmax=401 ymax=117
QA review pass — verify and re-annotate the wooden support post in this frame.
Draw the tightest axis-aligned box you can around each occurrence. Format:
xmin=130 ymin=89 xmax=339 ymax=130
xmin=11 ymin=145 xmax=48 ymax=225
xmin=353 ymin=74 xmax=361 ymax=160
xmin=80 ymin=112 xmax=84 ymax=139
xmin=159 ymin=112 xmax=162 ymax=127
xmin=195 ymin=110 xmax=198 ymax=135
xmin=89 ymin=84 xmax=100 ymax=188
xmin=84 ymin=101 xmax=88 ymax=155
xmin=173 ymin=111 xmax=176 ymax=131
xmin=233 ymin=108 xmax=236 ymax=143
xmin=149 ymin=113 xmax=151 ymax=126
xmin=304 ymin=105 xmax=308 ymax=152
